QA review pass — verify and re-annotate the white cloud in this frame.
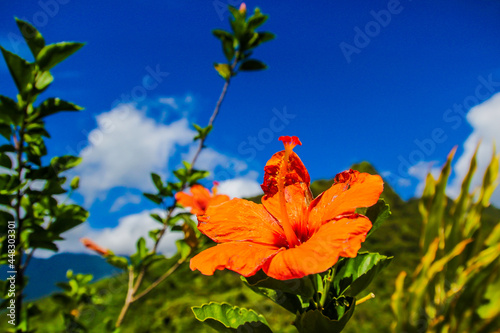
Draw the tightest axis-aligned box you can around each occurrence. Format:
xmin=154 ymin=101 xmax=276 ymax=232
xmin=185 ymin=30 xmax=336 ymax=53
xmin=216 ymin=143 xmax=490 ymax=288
xmin=74 ymin=104 xmax=194 ymax=205
xmin=35 ymin=209 xmax=183 ymax=258
xmin=110 ymin=192 xmax=142 ymax=212
xmin=217 ymin=172 xmax=263 ymax=198
xmin=158 ymin=97 xmax=178 ymax=110
xmin=186 ymin=146 xmax=248 ymax=180
xmin=449 ymin=93 xmax=500 ymax=206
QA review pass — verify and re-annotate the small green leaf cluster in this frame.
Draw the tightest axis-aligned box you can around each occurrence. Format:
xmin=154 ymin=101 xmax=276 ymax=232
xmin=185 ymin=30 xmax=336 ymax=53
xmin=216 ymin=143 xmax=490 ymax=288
xmin=193 ymin=200 xmax=393 ymax=333
xmin=52 ymin=270 xmax=101 ymax=332
xmin=213 ymin=6 xmax=275 ymax=80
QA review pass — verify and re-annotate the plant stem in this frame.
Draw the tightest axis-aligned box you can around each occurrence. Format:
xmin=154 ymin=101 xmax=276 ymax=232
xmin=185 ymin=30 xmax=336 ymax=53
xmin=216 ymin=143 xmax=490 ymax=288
xmin=132 ymin=255 xmax=188 ymax=301
xmin=320 ymin=266 xmax=336 ymax=308
xmin=115 ymin=60 xmax=237 ymax=327
xmin=14 ymin=106 xmax=27 ymax=326
xmin=115 ymin=266 xmax=135 ymax=328
xmin=355 ymin=293 xmax=375 ymax=305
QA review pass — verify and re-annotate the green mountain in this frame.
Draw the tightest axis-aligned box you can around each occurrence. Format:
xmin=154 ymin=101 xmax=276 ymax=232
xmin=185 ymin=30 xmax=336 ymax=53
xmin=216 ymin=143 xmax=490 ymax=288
xmin=3 ymin=162 xmax=499 ymax=333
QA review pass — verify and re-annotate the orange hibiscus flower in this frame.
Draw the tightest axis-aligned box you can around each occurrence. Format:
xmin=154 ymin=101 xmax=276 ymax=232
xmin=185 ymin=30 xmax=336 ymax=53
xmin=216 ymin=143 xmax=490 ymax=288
xmin=81 ymin=237 xmax=110 ymax=256
xmin=190 ymin=136 xmax=383 ymax=280
xmin=175 ymin=183 xmax=230 ymax=216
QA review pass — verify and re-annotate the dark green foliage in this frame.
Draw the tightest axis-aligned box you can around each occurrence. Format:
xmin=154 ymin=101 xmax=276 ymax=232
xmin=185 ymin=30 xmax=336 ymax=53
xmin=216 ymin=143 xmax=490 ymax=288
xmin=0 ymin=18 xmax=86 ymax=332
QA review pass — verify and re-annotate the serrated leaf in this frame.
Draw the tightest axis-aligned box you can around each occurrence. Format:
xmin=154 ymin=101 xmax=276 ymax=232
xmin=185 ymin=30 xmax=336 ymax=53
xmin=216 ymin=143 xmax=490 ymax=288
xmin=333 ymin=252 xmax=393 ymax=297
xmin=36 ymin=42 xmax=84 ymax=71
xmin=192 ymin=302 xmax=272 ymax=333
xmin=294 ymin=305 xmax=355 ymax=333
xmin=16 ymin=19 xmax=45 ymax=57
xmin=239 ymin=59 xmax=267 ymax=71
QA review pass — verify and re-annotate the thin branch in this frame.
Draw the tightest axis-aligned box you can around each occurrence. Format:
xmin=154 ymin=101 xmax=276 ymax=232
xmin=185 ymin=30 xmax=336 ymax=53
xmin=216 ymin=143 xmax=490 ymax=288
xmin=115 ymin=266 xmax=135 ymax=328
xmin=115 ymin=58 xmax=238 ymax=326
xmin=132 ymin=255 xmax=188 ymax=302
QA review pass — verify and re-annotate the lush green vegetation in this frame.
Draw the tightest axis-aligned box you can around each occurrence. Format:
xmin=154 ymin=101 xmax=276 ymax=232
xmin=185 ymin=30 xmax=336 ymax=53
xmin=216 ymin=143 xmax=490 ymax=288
xmin=2 ymin=161 xmax=496 ymax=332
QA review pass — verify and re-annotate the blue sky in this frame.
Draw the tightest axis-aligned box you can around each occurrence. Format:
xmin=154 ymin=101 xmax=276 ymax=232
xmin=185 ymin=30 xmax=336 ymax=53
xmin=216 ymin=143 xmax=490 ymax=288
xmin=1 ymin=0 xmax=500 ymax=256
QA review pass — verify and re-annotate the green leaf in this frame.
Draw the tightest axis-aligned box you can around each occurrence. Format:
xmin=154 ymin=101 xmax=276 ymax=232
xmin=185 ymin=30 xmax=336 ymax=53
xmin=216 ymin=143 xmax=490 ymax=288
xmin=43 ymin=179 xmax=66 ymax=195
xmin=49 ymin=204 xmax=89 ymax=234
xmin=34 ymin=70 xmax=53 ymax=91
xmin=213 ymin=29 xmax=233 ymax=41
xmin=137 ymin=237 xmax=147 ymax=258
xmin=243 ymin=270 xmax=315 ymax=298
xmin=151 ymin=173 xmax=163 ymax=192
xmin=15 ymin=18 xmax=45 ymax=57
xmin=247 ymin=10 xmax=268 ymax=31
xmin=70 ymin=176 xmax=80 ymax=190
xmin=149 ymin=229 xmax=162 ymax=242
xmin=0 ymin=154 xmax=12 ymax=169
xmin=222 ymin=37 xmax=235 ymax=62
xmin=242 ymin=276 xmax=303 ymax=313
xmin=252 ymin=32 xmax=275 ymax=47
xmin=214 ymin=63 xmax=232 ymax=80
xmin=0 ymin=124 xmax=11 ymax=141
xmin=0 ymin=46 xmax=35 ymax=96
xmin=188 ymin=170 xmax=210 ymax=184
xmin=176 ymin=239 xmax=191 ymax=260
xmin=106 ymin=255 xmax=129 ymax=270
xmin=365 ymin=199 xmax=391 ymax=239
xmin=294 ymin=304 xmax=356 ymax=333
xmin=192 ymin=302 xmax=272 ymax=333
xmin=51 ymin=155 xmax=82 ymax=173
xmin=0 ymin=95 xmax=21 ymax=125
xmin=332 ymin=252 xmax=393 ymax=297
xmin=143 ymin=192 xmax=163 ymax=205
xmin=173 ymin=168 xmax=188 ymax=182
xmin=239 ymin=59 xmax=267 ymax=71
xmin=35 ymin=97 xmax=83 ymax=119
xmin=150 ymin=213 xmax=164 ymax=224
xmin=193 ymin=124 xmax=213 ymax=141
xmin=36 ymin=42 xmax=84 ymax=71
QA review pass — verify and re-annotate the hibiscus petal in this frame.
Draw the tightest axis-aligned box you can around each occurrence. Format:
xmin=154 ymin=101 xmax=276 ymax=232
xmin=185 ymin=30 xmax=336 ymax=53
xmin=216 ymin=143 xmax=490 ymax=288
xmin=175 ymin=185 xmax=212 ymax=216
xmin=209 ymin=193 xmax=231 ymax=207
xmin=263 ymin=215 xmax=372 ymax=280
xmin=308 ymin=171 xmax=383 ymax=232
xmin=198 ymin=198 xmax=287 ymax=246
xmin=190 ymin=242 xmax=283 ymax=277
xmin=262 ymin=183 xmax=310 ymax=241
xmin=189 ymin=184 xmax=211 ymax=201
xmin=261 ymin=150 xmax=311 ymax=197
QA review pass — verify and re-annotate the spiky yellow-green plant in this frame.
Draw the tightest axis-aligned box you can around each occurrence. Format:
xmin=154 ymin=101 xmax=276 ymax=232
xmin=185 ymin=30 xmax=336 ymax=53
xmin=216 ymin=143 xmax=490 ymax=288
xmin=391 ymin=146 xmax=500 ymax=333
